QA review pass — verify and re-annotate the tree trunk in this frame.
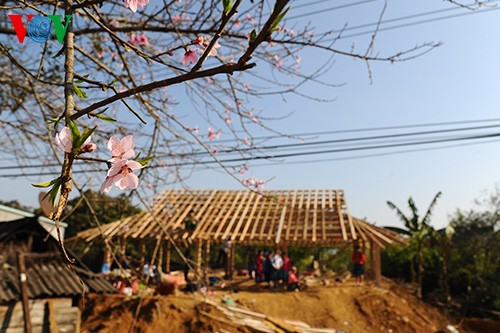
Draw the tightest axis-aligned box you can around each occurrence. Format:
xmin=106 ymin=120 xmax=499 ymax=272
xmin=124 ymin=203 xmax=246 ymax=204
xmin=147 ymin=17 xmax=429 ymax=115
xmin=440 ymin=245 xmax=450 ymax=302
xmin=410 ymin=255 xmax=416 ymax=284
xmin=417 ymin=242 xmax=423 ymax=299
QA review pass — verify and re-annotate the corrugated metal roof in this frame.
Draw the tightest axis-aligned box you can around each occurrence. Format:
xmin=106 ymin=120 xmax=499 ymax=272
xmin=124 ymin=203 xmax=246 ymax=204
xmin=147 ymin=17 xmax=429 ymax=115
xmin=0 ymin=255 xmax=116 ymax=304
xmin=0 ymin=204 xmax=68 ymax=241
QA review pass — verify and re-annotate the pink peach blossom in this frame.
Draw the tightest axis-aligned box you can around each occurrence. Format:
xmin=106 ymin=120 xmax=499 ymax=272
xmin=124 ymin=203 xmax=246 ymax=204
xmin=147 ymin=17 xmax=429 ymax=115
xmin=182 ymin=49 xmax=198 ymax=66
xmin=100 ymin=159 xmax=142 ymax=193
xmin=55 ymin=127 xmax=73 ymax=153
xmin=193 ymin=36 xmax=204 ymax=45
xmin=55 ymin=127 xmax=95 ymax=153
xmin=107 ymin=135 xmax=136 ymax=161
xmin=208 ymin=128 xmax=216 ymax=140
xmin=124 ymin=0 xmax=149 ymax=13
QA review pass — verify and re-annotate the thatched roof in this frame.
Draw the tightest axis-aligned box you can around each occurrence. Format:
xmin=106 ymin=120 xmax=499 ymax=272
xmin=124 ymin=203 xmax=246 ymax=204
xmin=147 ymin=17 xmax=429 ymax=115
xmin=73 ymin=189 xmax=404 ymax=248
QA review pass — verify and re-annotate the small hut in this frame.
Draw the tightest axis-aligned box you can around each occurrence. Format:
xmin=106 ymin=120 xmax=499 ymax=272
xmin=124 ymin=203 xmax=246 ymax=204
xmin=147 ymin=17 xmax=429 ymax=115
xmin=74 ymin=189 xmax=404 ymax=284
xmin=0 ymin=204 xmax=115 ymax=333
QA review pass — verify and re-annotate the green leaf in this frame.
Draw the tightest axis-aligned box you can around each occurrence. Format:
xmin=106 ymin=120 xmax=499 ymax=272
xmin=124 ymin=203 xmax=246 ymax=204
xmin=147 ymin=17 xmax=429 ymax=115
xmin=48 ymin=182 xmax=62 ymax=207
xmin=95 ymin=114 xmax=117 ymax=123
xmin=222 ymin=0 xmax=232 ymax=13
xmin=67 ymin=118 xmax=81 ymax=150
xmin=137 ymin=156 xmax=154 ymax=167
xmin=73 ymin=83 xmax=88 ymax=99
xmin=250 ymin=29 xmax=257 ymax=42
xmin=32 ymin=178 xmax=60 ymax=188
xmin=74 ymin=74 xmax=89 ymax=84
xmin=77 ymin=126 xmax=96 ymax=150
xmin=96 ymin=108 xmax=109 ymax=115
xmin=271 ymin=7 xmax=289 ymax=32
xmin=47 ymin=117 xmax=61 ymax=125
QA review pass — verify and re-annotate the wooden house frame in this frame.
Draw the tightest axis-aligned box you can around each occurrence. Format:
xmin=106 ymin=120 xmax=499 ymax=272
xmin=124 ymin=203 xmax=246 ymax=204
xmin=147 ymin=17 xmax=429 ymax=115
xmin=73 ymin=189 xmax=404 ymax=285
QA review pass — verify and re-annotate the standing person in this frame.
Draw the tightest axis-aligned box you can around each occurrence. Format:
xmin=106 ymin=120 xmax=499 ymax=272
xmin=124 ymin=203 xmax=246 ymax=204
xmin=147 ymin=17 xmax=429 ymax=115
xmin=282 ymin=253 xmax=291 ymax=287
xmin=255 ymin=250 xmax=264 ymax=283
xmin=263 ymin=251 xmax=273 ymax=287
xmin=217 ymin=237 xmax=231 ymax=268
xmin=183 ymin=209 xmax=198 ymax=232
xmin=288 ymin=266 xmax=300 ymax=291
xmin=352 ymin=245 xmax=366 ymax=285
xmin=271 ymin=249 xmax=283 ymax=288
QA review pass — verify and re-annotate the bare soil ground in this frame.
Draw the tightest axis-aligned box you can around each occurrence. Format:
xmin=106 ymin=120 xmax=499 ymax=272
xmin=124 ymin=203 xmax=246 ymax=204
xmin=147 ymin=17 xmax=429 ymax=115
xmin=81 ymin=277 xmax=484 ymax=333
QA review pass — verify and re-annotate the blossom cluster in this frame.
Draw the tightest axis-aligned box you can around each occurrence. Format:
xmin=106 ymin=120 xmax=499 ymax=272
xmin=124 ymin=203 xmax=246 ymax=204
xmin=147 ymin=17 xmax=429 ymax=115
xmin=100 ymin=136 xmax=142 ymax=193
xmin=54 ymin=127 xmax=142 ymax=194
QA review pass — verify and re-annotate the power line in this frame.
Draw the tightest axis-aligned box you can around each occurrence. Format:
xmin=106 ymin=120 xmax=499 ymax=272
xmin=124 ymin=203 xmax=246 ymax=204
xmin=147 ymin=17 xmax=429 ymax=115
xmin=287 ymin=0 xmax=376 ymax=20
xmin=292 ymin=0 xmax=342 ymax=10
xmin=242 ymin=138 xmax=500 ymax=167
xmin=2 ymin=120 xmax=500 ymax=170
xmin=336 ymin=0 xmax=500 ymax=33
xmin=1 ymin=131 xmax=500 ymax=178
xmin=336 ymin=6 xmax=500 ymax=40
xmin=159 ymin=123 xmax=500 ymax=157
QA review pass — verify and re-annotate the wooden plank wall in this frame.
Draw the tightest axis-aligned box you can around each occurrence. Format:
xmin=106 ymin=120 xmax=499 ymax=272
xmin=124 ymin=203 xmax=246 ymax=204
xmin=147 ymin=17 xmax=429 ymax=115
xmin=0 ymin=298 xmax=80 ymax=333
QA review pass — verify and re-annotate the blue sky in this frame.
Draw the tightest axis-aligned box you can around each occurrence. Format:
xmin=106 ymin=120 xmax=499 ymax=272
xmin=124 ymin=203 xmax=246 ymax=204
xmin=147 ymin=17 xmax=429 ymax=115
xmin=2 ymin=0 xmax=500 ymax=229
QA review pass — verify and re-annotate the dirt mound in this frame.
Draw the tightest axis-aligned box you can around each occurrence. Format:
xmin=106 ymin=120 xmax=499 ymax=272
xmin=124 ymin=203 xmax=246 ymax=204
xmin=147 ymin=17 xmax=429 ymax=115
xmin=82 ymin=293 xmax=249 ymax=333
xmin=82 ymin=278 xmax=471 ymax=333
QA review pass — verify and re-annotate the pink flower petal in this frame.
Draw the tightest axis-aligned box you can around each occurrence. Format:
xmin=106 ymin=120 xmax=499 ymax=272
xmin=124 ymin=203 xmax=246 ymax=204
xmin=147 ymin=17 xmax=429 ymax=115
xmin=116 ymin=173 xmax=139 ymax=190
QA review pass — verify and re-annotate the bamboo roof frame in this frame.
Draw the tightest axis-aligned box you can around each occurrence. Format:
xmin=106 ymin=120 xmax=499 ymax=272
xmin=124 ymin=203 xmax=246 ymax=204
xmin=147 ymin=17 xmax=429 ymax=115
xmin=72 ymin=189 xmax=405 ymax=249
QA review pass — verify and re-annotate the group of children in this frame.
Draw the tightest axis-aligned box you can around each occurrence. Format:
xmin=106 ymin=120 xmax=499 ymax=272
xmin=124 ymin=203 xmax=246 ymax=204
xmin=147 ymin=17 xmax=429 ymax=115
xmin=249 ymin=249 xmax=301 ymax=291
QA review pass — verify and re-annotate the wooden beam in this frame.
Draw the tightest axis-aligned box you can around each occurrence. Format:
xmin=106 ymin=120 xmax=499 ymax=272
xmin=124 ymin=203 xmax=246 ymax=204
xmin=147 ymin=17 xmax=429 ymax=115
xmin=371 ymin=240 xmax=382 ymax=287
xmin=190 ymin=190 xmax=222 ymax=239
xmin=341 ymin=190 xmax=357 ymax=240
xmin=139 ymin=240 xmax=146 ymax=268
xmin=165 ymin=241 xmax=171 ymax=273
xmin=195 ymin=239 xmax=203 ymax=277
xmin=312 ymin=189 xmax=319 ymax=242
xmin=204 ymin=240 xmax=211 ymax=280
xmin=321 ymin=189 xmax=327 ymax=241
xmin=214 ymin=191 xmax=244 ymax=239
xmin=48 ymin=300 xmax=60 ymax=333
xmin=275 ymin=207 xmax=287 ymax=245
xmin=293 ymin=190 xmax=305 ymax=241
xmin=17 ymin=253 xmax=32 ymax=333
xmin=285 ymin=189 xmax=298 ymax=241
xmin=256 ymin=193 xmax=275 ymax=240
xmin=203 ymin=191 xmax=233 ymax=240
xmin=238 ymin=193 xmax=262 ymax=242
xmin=302 ymin=190 xmax=312 ymax=241
xmin=222 ymin=191 xmax=253 ymax=240
xmin=334 ymin=190 xmax=348 ymax=241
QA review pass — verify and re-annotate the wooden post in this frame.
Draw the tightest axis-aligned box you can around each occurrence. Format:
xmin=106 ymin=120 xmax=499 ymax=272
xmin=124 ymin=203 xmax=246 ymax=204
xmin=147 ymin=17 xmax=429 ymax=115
xmin=204 ymin=240 xmax=211 ymax=280
xmin=139 ymin=240 xmax=146 ymax=268
xmin=195 ymin=239 xmax=203 ymax=278
xmin=48 ymin=300 xmax=60 ymax=333
xmin=371 ymin=241 xmax=382 ymax=287
xmin=17 ymin=253 xmax=32 ymax=333
xmin=158 ymin=239 xmax=164 ymax=274
xmin=228 ymin=242 xmax=235 ymax=280
xmin=165 ymin=241 xmax=171 ymax=273
xmin=120 ymin=236 xmax=126 ymax=256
